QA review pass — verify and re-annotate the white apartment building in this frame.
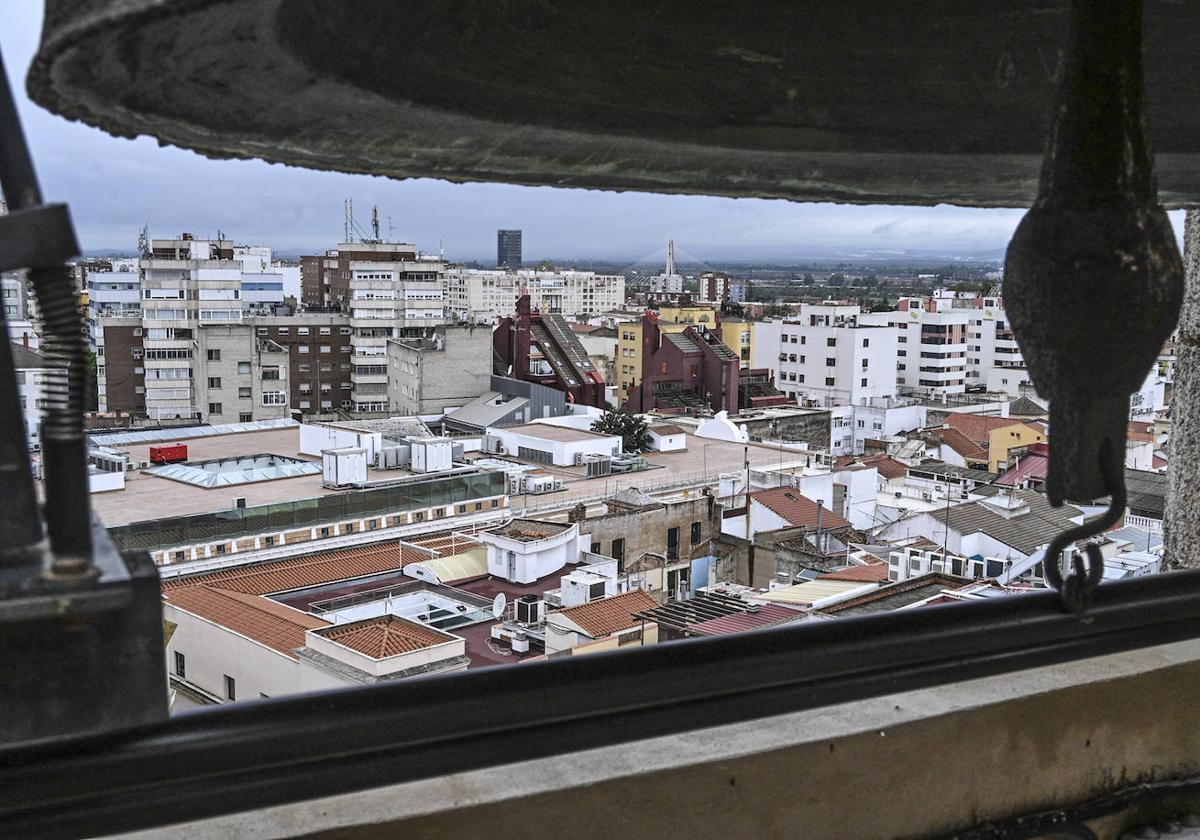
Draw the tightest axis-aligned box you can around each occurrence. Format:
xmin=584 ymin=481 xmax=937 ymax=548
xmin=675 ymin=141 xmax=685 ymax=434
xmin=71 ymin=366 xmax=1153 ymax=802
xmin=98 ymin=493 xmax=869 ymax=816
xmin=443 ymin=268 xmax=624 ymax=324
xmin=965 ymin=295 xmax=1025 ymax=386
xmin=859 ymin=296 xmax=969 ymax=398
xmin=829 ymin=399 xmax=929 ymax=456
xmin=754 ymin=304 xmax=899 ymax=408
xmin=344 ymin=245 xmax=447 ymax=413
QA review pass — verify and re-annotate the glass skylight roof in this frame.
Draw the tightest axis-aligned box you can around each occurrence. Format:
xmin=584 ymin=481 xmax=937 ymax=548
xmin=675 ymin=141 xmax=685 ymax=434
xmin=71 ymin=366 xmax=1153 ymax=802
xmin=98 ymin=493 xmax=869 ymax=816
xmin=89 ymin=418 xmax=298 ymax=448
xmin=144 ymin=453 xmax=320 ymax=488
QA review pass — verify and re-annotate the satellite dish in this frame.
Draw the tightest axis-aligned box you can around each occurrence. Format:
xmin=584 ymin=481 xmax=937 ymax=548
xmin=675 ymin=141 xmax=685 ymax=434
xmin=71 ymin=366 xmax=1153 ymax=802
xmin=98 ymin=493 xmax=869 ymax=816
xmin=492 ymin=593 xmax=507 ymax=619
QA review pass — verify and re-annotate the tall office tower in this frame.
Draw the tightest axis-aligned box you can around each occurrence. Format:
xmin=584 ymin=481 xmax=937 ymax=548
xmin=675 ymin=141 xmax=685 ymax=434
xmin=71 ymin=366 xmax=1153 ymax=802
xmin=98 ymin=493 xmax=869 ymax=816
xmin=497 ymin=229 xmax=522 ymax=269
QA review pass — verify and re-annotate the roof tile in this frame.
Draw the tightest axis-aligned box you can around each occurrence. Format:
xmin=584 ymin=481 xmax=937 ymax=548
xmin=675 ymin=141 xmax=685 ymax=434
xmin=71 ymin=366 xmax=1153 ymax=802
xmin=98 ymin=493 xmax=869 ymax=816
xmin=751 ymin=487 xmax=851 ymax=530
xmin=316 ymin=614 xmax=449 ymax=659
xmin=164 ymin=586 xmax=328 ymax=658
xmin=553 ymin=589 xmax=659 ymax=637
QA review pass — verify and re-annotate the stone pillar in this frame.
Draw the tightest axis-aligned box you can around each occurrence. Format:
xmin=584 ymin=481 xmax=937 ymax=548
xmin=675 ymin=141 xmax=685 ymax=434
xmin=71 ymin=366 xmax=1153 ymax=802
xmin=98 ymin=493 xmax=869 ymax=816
xmin=1167 ymin=209 xmax=1200 ymax=567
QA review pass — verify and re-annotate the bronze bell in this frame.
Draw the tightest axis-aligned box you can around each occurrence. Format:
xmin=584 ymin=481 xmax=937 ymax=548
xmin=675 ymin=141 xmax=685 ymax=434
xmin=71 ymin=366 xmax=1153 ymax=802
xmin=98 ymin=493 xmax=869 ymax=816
xmin=1005 ymin=0 xmax=1183 ymax=505
xmin=26 ymin=0 xmax=1200 ymax=207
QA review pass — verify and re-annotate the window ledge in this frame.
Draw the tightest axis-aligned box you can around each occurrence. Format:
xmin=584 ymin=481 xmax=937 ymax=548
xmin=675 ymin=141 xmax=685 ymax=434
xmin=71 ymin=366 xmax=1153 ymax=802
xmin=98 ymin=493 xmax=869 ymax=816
xmin=118 ymin=636 xmax=1200 ymax=840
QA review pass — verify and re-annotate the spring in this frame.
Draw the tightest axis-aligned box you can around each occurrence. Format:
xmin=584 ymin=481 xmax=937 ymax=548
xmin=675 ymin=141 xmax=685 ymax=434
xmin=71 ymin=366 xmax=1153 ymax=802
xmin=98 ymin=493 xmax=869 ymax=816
xmin=27 ymin=265 xmax=86 ymax=441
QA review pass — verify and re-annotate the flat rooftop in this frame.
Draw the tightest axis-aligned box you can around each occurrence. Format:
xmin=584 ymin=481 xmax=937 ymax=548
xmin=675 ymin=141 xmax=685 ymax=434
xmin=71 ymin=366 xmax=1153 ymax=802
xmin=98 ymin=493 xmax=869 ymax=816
xmin=84 ymin=427 xmax=417 ymax=527
xmin=501 ymin=423 xmax=617 ymax=443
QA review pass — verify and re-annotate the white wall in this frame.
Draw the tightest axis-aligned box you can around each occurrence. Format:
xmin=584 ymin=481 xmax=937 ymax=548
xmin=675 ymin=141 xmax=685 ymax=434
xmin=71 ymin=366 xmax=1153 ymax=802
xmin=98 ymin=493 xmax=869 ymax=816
xmin=164 ymin=604 xmax=344 ymax=703
xmin=832 ymin=466 xmax=879 ymax=530
xmin=300 ymin=422 xmax=383 ymax=460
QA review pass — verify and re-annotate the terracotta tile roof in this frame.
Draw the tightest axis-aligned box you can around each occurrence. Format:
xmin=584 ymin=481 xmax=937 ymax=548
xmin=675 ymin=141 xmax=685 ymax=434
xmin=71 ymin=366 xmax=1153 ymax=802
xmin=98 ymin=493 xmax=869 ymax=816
xmin=933 ymin=426 xmax=989 ymax=462
xmin=650 ymin=424 xmax=687 ymax=436
xmin=553 ymin=589 xmax=659 ymax=638
xmin=316 ymin=615 xmax=449 ymax=659
xmin=751 ymin=487 xmax=851 ymax=530
xmin=163 ymin=542 xmax=426 ymax=595
xmin=945 ymin=412 xmax=1025 ymax=446
xmin=819 ymin=562 xmax=890 ymax=583
xmin=164 ymin=586 xmax=329 ymax=657
xmin=834 ymin=454 xmax=908 ymax=480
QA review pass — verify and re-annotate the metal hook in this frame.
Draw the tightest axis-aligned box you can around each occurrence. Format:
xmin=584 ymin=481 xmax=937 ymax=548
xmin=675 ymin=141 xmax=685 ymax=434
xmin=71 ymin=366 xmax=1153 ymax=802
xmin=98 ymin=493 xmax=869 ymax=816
xmin=1041 ymin=441 xmax=1126 ymax=614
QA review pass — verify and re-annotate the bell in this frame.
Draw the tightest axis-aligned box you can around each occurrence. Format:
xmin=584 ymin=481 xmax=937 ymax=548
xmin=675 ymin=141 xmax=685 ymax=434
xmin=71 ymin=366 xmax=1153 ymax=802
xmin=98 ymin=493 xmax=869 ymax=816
xmin=26 ymin=0 xmax=1200 ymax=206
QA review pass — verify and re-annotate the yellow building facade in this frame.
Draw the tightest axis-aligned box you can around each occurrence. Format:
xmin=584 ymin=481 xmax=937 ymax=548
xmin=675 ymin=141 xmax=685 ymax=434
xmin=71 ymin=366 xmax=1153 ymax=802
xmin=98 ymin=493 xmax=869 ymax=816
xmin=987 ymin=422 xmax=1047 ymax=473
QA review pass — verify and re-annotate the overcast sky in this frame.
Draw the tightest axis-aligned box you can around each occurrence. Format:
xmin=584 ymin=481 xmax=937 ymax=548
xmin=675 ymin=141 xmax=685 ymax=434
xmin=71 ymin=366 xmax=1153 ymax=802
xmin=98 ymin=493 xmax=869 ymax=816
xmin=2 ymin=4 xmax=1178 ymax=265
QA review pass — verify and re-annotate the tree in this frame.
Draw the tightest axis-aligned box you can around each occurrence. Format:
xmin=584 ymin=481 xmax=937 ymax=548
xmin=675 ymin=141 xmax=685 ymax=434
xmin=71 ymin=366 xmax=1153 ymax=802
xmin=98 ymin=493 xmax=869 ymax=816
xmin=591 ymin=409 xmax=651 ymax=453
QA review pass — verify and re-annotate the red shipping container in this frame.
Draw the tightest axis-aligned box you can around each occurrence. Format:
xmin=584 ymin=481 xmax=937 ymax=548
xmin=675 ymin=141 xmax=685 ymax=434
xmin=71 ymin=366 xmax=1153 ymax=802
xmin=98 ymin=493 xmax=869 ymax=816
xmin=149 ymin=444 xmax=188 ymax=465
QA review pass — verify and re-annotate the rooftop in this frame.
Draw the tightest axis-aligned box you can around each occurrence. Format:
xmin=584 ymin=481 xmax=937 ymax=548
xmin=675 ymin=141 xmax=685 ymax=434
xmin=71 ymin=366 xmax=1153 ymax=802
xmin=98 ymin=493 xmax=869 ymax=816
xmin=926 ymin=488 xmax=1081 ymax=556
xmin=818 ymin=562 xmax=890 ymax=583
xmin=752 ymin=579 xmax=870 ymax=607
xmin=552 ymin=589 xmax=659 ymax=638
xmin=944 ymin=412 xmax=1032 ymax=446
xmin=833 ymin=454 xmax=907 ymax=481
xmin=817 ymin=573 xmax=973 ymax=617
xmin=164 ymin=585 xmax=329 ymax=658
xmin=491 ymin=518 xmax=572 ymax=542
xmin=908 ymin=460 xmax=998 ymax=483
xmin=143 ymin=453 xmax=321 ymax=488
xmin=314 ymin=614 xmax=452 ymax=659
xmin=926 ymin=426 xmax=989 ymax=462
xmin=752 ymin=487 xmax=851 ymax=530
xmin=163 ymin=541 xmax=425 ymax=596
xmin=501 ymin=423 xmax=618 ymax=443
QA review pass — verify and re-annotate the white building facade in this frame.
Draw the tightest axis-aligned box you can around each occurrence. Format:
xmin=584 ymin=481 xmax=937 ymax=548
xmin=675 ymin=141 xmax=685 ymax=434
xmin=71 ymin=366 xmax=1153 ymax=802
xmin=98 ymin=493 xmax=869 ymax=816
xmin=444 ymin=268 xmax=624 ymax=324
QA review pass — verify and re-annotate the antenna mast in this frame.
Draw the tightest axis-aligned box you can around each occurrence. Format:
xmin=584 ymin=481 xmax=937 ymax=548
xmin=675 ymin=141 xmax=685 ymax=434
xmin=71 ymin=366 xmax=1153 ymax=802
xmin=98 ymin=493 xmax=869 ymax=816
xmin=371 ymin=205 xmax=380 ymax=242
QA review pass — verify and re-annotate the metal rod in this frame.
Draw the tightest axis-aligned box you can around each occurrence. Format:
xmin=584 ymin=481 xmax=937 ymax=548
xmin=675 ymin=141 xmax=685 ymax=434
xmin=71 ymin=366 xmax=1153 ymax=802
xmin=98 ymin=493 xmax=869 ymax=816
xmin=0 ymin=47 xmax=92 ymax=574
xmin=0 ymin=49 xmax=49 ymax=556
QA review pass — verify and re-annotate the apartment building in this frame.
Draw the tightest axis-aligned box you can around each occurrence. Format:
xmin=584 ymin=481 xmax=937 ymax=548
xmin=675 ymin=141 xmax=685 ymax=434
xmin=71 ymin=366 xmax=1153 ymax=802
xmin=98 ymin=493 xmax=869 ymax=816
xmin=753 ymin=305 xmax=899 ymax=408
xmin=387 ymin=324 xmax=493 ymax=415
xmin=301 ymin=241 xmax=447 ymax=411
xmin=251 ymin=313 xmax=353 ymax=414
xmin=93 ymin=235 xmax=297 ymax=420
xmin=859 ymin=296 xmax=969 ymax=398
xmin=964 ymin=295 xmax=1023 ymax=385
xmin=193 ymin=326 xmax=291 ymax=424
xmin=443 ymin=267 xmax=624 ymax=324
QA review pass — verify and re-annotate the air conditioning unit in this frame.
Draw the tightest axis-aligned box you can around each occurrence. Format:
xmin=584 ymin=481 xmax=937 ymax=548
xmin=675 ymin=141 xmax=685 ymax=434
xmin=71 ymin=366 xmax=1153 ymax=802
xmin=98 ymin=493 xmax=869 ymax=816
xmin=575 ymin=451 xmax=585 ymax=466
xmin=921 ymin=492 xmax=931 ymax=500
xmin=515 ymin=594 xmax=545 ymax=625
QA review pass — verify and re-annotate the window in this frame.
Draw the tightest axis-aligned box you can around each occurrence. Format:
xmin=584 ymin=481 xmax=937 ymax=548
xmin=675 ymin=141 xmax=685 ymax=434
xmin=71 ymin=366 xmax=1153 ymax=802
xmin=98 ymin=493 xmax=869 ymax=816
xmin=237 ymin=361 xmax=251 ymax=374
xmin=224 ymin=675 xmax=236 ymax=701
xmin=319 ymin=345 xmax=331 ymax=354
xmin=826 ymin=337 xmax=836 ymax=347
xmin=174 ymin=652 xmax=185 ymax=679
xmin=826 ymin=358 xmax=836 ymax=366
xmin=299 ymin=345 xmax=309 ymax=354
xmin=238 ymin=387 xmax=251 ymax=398
xmin=297 ymin=327 xmax=309 ymax=335
xmin=319 ymin=327 xmax=331 ymax=335
xmin=207 ymin=377 xmax=221 ymax=389
xmin=863 ymin=338 xmax=870 ymax=347
xmin=208 ymin=402 xmax=222 ymax=415
xmin=825 ymin=377 xmax=835 ymax=386
xmin=239 ymin=412 xmax=253 ymax=422
xmin=861 ymin=359 xmax=869 ymax=369
xmin=612 ymin=538 xmax=625 ymax=563
xmin=207 ymin=349 xmax=221 ymax=361
xmin=262 ymin=391 xmax=287 ymax=406
xmin=690 ymin=521 xmax=702 ymax=545
xmin=861 ymin=378 xmax=868 ymax=387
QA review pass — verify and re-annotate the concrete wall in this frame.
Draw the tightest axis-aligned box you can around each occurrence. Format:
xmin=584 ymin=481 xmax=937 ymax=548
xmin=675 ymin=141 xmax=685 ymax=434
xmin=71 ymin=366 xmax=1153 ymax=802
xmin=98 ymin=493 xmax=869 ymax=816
xmin=387 ymin=325 xmax=492 ymax=415
xmin=577 ymin=494 xmax=720 ymax=569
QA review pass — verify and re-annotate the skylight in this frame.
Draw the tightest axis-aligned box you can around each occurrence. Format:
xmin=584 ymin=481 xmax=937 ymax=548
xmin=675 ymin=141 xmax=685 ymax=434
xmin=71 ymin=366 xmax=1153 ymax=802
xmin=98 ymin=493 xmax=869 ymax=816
xmin=144 ymin=453 xmax=321 ymax=488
